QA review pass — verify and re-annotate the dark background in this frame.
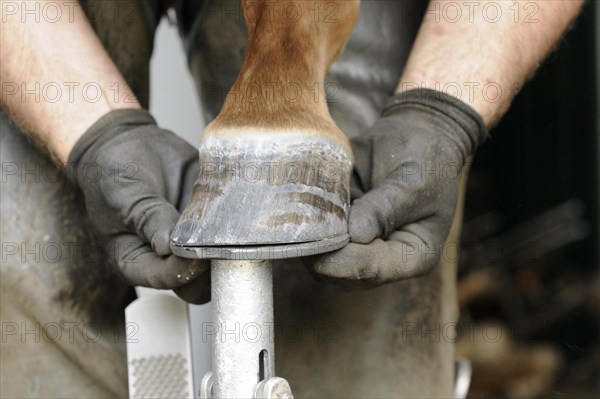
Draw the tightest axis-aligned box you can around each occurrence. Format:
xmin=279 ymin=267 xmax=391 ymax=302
xmin=459 ymin=1 xmax=598 ymax=397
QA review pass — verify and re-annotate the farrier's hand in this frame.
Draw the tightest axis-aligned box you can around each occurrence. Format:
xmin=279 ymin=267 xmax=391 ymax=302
xmin=307 ymin=89 xmax=487 ymax=288
xmin=68 ymin=109 xmax=210 ymax=303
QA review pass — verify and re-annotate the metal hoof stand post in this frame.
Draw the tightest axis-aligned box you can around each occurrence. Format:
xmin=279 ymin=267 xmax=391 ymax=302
xmin=173 ymin=237 xmax=349 ymax=399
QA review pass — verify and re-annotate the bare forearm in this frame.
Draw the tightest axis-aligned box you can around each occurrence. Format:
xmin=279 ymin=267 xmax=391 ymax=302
xmin=0 ymin=1 xmax=140 ymax=164
xmin=397 ymin=0 xmax=585 ymax=127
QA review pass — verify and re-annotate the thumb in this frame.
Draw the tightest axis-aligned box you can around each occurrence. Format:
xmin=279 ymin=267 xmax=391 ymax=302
xmin=348 ymin=176 xmax=421 ymax=244
xmin=128 ymin=197 xmax=181 ymax=256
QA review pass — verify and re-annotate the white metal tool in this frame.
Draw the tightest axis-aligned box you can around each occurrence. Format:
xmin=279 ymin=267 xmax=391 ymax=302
xmin=125 ymin=288 xmax=195 ymax=398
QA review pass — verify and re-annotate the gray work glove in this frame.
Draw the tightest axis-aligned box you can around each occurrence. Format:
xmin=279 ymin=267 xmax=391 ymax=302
xmin=306 ymin=89 xmax=488 ymax=288
xmin=68 ymin=109 xmax=209 ymax=304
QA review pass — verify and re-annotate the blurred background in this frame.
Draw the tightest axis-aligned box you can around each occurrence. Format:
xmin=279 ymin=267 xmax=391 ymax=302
xmin=456 ymin=1 xmax=599 ymax=397
xmin=150 ymin=2 xmax=599 ymax=397
xmin=457 ymin=1 xmax=599 ymax=397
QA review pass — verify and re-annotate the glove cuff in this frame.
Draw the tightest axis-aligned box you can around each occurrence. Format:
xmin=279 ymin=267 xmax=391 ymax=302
xmin=67 ymin=109 xmax=156 ymax=182
xmin=382 ymin=88 xmax=488 ymax=156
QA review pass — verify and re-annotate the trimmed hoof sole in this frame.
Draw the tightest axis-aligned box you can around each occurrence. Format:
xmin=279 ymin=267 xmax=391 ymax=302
xmin=171 ymin=133 xmax=352 ymax=252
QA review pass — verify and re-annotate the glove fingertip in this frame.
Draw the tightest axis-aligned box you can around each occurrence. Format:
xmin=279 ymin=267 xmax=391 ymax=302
xmin=150 ymin=227 xmax=174 ymax=256
xmin=158 ymin=257 xmax=209 ymax=288
xmin=312 ymin=244 xmax=366 ymax=279
xmin=312 ymin=255 xmax=347 ymax=279
xmin=140 ymin=204 xmax=181 ymax=256
xmin=173 ymin=271 xmax=211 ymax=305
xmin=312 ymin=252 xmax=340 ymax=273
xmin=348 ymin=205 xmax=379 ymax=244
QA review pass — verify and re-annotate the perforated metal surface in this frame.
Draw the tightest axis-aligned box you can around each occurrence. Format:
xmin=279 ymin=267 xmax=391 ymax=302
xmin=130 ymin=354 xmax=190 ymax=398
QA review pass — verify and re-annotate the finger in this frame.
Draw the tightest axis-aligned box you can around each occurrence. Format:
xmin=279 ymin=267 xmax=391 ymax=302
xmin=173 ymin=272 xmax=211 ymax=305
xmin=348 ymin=136 xmax=373 ymax=199
xmin=312 ymin=223 xmax=443 ymax=286
xmin=127 ymin=197 xmax=182 ymax=256
xmin=109 ymin=234 xmax=210 ymax=289
xmin=348 ymin=175 xmax=425 ymax=244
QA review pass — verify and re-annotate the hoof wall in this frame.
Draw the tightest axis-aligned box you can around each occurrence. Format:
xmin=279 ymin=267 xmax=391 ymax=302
xmin=171 ymin=133 xmax=352 ymax=250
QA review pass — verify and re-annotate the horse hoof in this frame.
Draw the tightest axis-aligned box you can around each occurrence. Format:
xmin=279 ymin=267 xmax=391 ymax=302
xmin=171 ymin=130 xmax=352 ymax=250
